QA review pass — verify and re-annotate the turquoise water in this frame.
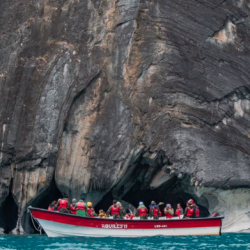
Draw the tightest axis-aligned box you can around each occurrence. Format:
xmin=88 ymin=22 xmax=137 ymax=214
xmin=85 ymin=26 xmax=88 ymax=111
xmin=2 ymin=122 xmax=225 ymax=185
xmin=0 ymin=233 xmax=250 ymax=250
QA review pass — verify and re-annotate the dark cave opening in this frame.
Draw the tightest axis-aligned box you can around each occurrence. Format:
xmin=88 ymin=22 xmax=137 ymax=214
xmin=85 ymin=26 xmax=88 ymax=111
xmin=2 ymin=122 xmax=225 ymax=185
xmin=0 ymin=192 xmax=18 ymax=234
xmin=22 ymin=176 xmax=63 ymax=234
xmin=121 ymin=177 xmax=210 ymax=217
xmin=95 ymin=176 xmax=209 ymax=217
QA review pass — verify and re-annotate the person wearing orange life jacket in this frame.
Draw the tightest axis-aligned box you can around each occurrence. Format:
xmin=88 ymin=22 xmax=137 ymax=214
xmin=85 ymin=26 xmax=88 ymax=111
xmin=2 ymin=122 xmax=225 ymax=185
xmin=107 ymin=200 xmax=120 ymax=219
xmin=184 ymin=199 xmax=197 ymax=218
xmin=58 ymin=198 xmax=70 ymax=213
xmin=75 ymin=198 xmax=88 ymax=217
xmin=175 ymin=203 xmax=184 ymax=218
xmin=70 ymin=198 xmax=77 ymax=215
xmin=136 ymin=202 xmax=148 ymax=219
xmin=164 ymin=204 xmax=174 ymax=219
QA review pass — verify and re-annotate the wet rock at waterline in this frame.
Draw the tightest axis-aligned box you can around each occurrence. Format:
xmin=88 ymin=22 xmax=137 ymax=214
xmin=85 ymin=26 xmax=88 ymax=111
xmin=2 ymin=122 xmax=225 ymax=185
xmin=1 ymin=0 xmax=250 ymax=234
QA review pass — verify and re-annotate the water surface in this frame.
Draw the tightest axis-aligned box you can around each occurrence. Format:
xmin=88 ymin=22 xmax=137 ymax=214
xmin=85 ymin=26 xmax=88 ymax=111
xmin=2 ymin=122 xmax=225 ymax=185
xmin=0 ymin=233 xmax=250 ymax=250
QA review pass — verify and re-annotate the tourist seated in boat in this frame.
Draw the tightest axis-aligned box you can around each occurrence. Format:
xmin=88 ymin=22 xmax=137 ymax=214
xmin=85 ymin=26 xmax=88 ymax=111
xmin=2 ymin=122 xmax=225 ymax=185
xmin=164 ymin=204 xmax=174 ymax=219
xmin=87 ymin=202 xmax=97 ymax=217
xmin=75 ymin=198 xmax=88 ymax=217
xmin=183 ymin=199 xmax=198 ymax=218
xmin=175 ymin=203 xmax=184 ymax=218
xmin=70 ymin=198 xmax=77 ymax=214
xmin=116 ymin=201 xmax=126 ymax=218
xmin=107 ymin=200 xmax=120 ymax=219
xmin=99 ymin=209 xmax=106 ymax=218
xmin=151 ymin=205 xmax=162 ymax=219
xmin=136 ymin=202 xmax=148 ymax=219
xmin=57 ymin=197 xmax=70 ymax=213
xmin=125 ymin=209 xmax=134 ymax=220
xmin=48 ymin=200 xmax=57 ymax=211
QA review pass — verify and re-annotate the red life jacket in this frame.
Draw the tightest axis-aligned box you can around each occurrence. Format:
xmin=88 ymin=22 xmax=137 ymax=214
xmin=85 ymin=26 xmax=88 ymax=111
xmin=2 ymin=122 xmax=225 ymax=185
xmin=159 ymin=211 xmax=162 ymax=216
xmin=139 ymin=207 xmax=147 ymax=216
xmin=58 ymin=199 xmax=68 ymax=210
xmin=88 ymin=208 xmax=94 ymax=217
xmin=175 ymin=208 xmax=182 ymax=217
xmin=110 ymin=205 xmax=120 ymax=215
xmin=164 ymin=209 xmax=173 ymax=218
xmin=76 ymin=202 xmax=86 ymax=211
xmin=48 ymin=206 xmax=53 ymax=211
xmin=70 ymin=205 xmax=76 ymax=214
xmin=196 ymin=207 xmax=200 ymax=217
xmin=153 ymin=208 xmax=159 ymax=217
xmin=186 ymin=207 xmax=195 ymax=217
xmin=125 ymin=214 xmax=134 ymax=219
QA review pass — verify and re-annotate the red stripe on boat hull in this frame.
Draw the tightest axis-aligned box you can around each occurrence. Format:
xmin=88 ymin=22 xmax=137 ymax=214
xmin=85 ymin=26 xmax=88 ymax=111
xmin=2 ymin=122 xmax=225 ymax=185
xmin=30 ymin=208 xmax=222 ymax=230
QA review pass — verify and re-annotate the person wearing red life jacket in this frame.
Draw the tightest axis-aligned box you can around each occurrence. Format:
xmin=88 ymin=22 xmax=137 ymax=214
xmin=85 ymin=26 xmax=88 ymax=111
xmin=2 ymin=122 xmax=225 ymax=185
xmin=75 ymin=198 xmax=88 ymax=217
xmin=58 ymin=198 xmax=70 ymax=213
xmin=48 ymin=200 xmax=57 ymax=211
xmin=175 ymin=203 xmax=184 ymax=218
xmin=195 ymin=205 xmax=200 ymax=217
xmin=184 ymin=199 xmax=197 ymax=218
xmin=87 ymin=202 xmax=97 ymax=217
xmin=164 ymin=204 xmax=174 ymax=218
xmin=107 ymin=200 xmax=120 ymax=219
xmin=70 ymin=198 xmax=77 ymax=215
xmin=136 ymin=202 xmax=148 ymax=219
xmin=125 ymin=209 xmax=134 ymax=220
xmin=152 ymin=205 xmax=161 ymax=219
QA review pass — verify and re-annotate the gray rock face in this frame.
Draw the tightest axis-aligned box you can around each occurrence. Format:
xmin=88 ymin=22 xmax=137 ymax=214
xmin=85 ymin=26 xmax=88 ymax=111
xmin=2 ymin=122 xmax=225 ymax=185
xmin=0 ymin=0 xmax=250 ymax=233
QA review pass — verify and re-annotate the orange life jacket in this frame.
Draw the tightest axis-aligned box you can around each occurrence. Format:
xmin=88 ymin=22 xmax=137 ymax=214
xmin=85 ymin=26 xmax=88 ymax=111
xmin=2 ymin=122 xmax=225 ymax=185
xmin=110 ymin=205 xmax=120 ymax=215
xmin=76 ymin=202 xmax=86 ymax=211
xmin=139 ymin=207 xmax=147 ymax=216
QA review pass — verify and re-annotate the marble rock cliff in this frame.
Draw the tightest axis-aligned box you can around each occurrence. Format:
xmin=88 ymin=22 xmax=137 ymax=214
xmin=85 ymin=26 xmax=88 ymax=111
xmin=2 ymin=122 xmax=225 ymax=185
xmin=1 ymin=0 xmax=250 ymax=233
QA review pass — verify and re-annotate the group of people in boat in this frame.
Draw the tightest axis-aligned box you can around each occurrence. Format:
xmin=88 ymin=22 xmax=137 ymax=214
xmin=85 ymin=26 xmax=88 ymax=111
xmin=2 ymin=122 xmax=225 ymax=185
xmin=48 ymin=198 xmax=200 ymax=219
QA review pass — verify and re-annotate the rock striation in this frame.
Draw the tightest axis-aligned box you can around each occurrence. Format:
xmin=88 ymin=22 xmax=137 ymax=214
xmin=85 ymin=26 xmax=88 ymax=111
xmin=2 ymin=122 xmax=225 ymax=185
xmin=0 ymin=0 xmax=250 ymax=233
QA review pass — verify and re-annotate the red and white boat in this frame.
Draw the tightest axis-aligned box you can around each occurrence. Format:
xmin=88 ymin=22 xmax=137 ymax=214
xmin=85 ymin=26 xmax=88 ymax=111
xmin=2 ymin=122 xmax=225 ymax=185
xmin=29 ymin=207 xmax=223 ymax=237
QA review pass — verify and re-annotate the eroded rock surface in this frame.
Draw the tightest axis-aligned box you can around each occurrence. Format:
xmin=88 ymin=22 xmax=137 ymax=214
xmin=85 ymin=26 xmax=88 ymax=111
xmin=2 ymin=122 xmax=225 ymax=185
xmin=1 ymin=0 xmax=250 ymax=233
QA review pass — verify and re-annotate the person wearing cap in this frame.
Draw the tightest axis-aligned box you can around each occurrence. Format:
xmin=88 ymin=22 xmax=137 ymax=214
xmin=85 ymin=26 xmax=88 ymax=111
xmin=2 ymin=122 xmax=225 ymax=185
xmin=87 ymin=202 xmax=97 ymax=217
xmin=75 ymin=198 xmax=88 ymax=217
xmin=164 ymin=204 xmax=174 ymax=219
xmin=184 ymin=199 xmax=197 ymax=218
xmin=70 ymin=198 xmax=77 ymax=214
xmin=136 ymin=202 xmax=148 ymax=219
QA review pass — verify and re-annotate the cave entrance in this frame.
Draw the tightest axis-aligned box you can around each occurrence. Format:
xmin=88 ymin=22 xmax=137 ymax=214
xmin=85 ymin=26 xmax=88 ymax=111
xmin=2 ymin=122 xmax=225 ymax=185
xmin=0 ymin=193 xmax=18 ymax=234
xmin=121 ymin=177 xmax=209 ymax=217
xmin=22 ymin=176 xmax=63 ymax=234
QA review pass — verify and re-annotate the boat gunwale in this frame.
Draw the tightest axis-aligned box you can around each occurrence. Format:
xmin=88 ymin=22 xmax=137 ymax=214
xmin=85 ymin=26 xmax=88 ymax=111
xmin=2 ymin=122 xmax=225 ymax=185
xmin=29 ymin=207 xmax=224 ymax=223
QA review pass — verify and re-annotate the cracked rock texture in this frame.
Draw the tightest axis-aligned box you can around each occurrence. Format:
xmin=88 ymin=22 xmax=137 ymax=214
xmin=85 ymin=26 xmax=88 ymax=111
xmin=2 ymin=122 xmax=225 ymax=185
xmin=1 ymin=0 xmax=250 ymax=233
